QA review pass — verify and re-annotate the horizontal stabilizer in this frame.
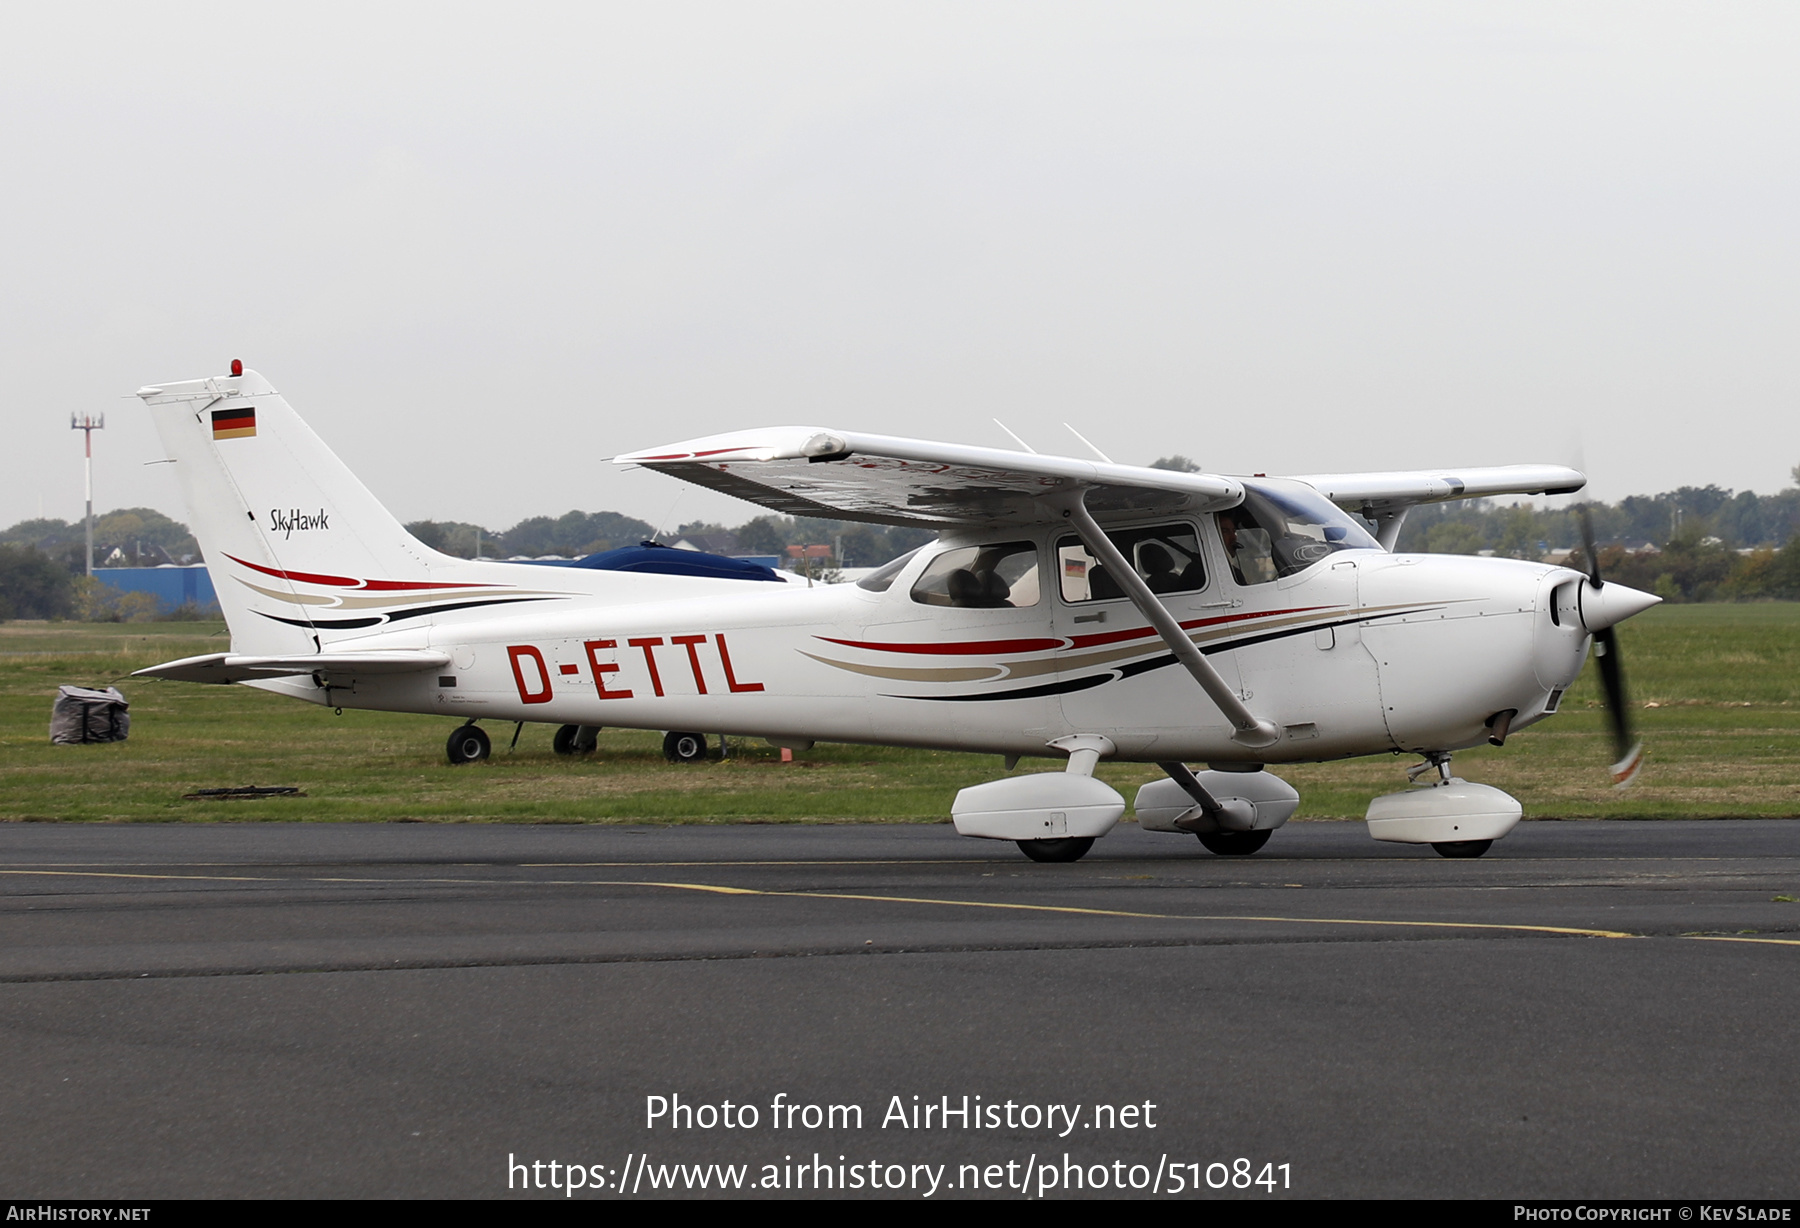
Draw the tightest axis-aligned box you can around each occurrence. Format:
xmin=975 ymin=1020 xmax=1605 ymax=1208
xmin=134 ymin=650 xmax=452 ymax=685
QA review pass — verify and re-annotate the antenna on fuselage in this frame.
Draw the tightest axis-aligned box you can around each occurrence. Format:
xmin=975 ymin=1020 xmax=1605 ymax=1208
xmin=651 ymin=492 xmax=685 ymax=545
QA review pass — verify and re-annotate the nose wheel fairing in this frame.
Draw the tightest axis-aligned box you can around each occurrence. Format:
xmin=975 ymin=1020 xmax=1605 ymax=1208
xmin=1365 ymin=778 xmax=1522 ymax=848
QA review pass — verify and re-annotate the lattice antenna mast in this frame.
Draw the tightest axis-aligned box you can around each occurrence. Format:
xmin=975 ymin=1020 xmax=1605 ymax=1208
xmin=71 ymin=413 xmax=105 ymax=576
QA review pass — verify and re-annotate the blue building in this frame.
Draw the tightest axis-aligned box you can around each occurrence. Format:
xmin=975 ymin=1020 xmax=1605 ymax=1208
xmin=93 ymin=566 xmax=218 ymax=613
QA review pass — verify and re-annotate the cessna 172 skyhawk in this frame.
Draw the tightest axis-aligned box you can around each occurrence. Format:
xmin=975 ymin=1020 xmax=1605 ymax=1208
xmin=135 ymin=364 xmax=1658 ymax=862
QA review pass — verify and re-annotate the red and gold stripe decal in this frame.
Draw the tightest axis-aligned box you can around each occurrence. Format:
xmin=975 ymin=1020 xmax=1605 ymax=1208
xmin=225 ymin=554 xmax=503 ymax=591
xmin=815 ymin=635 xmax=1064 ymax=656
xmin=815 ymin=606 xmax=1333 ymax=658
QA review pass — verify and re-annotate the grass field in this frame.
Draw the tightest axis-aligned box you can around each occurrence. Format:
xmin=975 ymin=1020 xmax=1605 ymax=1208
xmin=2 ymin=604 xmax=1797 ymax=824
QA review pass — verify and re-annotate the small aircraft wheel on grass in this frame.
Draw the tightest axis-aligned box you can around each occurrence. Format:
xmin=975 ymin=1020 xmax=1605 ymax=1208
xmin=1432 ymin=839 xmax=1492 ymax=859
xmin=662 ymin=731 xmax=709 ymax=763
xmin=1197 ymin=830 xmax=1271 ymax=856
xmin=446 ymin=723 xmax=491 ymax=765
xmin=553 ymin=725 xmax=601 ymax=756
xmin=1016 ymin=837 xmax=1095 ymax=863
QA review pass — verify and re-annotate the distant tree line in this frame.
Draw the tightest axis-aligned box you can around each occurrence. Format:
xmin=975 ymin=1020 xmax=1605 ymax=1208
xmin=683 ymin=516 xmax=936 ymax=570
xmin=405 ymin=510 xmax=660 ymax=560
xmin=0 ymin=547 xmax=205 ymax=621
xmin=0 ymin=509 xmax=208 ymax=620
xmin=7 ymin=465 xmax=1800 ymax=618
xmin=0 ymin=508 xmax=199 ymax=572
xmin=1393 ymin=468 xmax=1800 ymax=602
xmin=406 ymin=510 xmax=934 ymax=570
xmin=1394 ymin=481 xmax=1800 ymax=556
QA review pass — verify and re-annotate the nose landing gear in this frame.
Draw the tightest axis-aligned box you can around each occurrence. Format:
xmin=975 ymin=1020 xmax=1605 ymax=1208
xmin=1431 ymin=839 xmax=1494 ymax=859
xmin=1367 ymin=752 xmax=1522 ymax=858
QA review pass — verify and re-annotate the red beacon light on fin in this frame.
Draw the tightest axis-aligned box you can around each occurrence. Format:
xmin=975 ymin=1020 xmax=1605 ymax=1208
xmin=230 ymin=359 xmax=243 ymax=377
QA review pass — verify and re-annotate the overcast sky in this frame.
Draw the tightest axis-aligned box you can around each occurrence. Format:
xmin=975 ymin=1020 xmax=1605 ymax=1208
xmin=2 ymin=2 xmax=1795 ymax=534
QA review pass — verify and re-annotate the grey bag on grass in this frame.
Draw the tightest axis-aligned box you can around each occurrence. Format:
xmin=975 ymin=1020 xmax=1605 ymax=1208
xmin=50 ymin=685 xmax=130 ymax=745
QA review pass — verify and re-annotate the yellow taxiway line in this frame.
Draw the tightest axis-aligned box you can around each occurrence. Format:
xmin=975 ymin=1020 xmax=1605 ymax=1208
xmin=0 ymin=867 xmax=1685 ymax=943
xmin=2 ymin=867 xmax=1795 ymax=946
xmin=612 ymin=881 xmax=1641 ymax=939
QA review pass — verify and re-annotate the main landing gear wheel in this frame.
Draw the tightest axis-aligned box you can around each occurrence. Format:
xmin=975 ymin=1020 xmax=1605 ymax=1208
xmin=1197 ymin=830 xmax=1270 ymax=856
xmin=1432 ymin=839 xmax=1493 ymax=859
xmin=1016 ymin=837 xmax=1095 ymax=863
xmin=445 ymin=723 xmax=491 ymax=765
xmin=662 ymin=731 xmax=709 ymax=763
xmin=553 ymin=725 xmax=599 ymax=756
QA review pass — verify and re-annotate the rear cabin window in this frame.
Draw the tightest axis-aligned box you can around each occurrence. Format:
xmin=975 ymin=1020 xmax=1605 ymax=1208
xmin=1056 ymin=523 xmax=1206 ymax=603
xmin=909 ymin=543 xmax=1041 ymax=608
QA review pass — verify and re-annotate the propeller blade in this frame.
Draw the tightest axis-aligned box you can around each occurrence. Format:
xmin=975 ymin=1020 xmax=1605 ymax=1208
xmin=1579 ymin=503 xmax=1604 ymax=587
xmin=1592 ymin=625 xmax=1642 ymax=787
xmin=1579 ymin=505 xmax=1642 ymax=787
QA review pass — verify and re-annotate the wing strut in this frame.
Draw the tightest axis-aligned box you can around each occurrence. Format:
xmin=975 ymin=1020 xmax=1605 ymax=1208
xmin=1056 ymin=491 xmax=1280 ymax=749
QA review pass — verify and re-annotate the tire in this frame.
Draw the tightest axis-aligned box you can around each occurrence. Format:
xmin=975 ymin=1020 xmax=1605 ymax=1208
xmin=446 ymin=724 xmax=491 ymax=765
xmin=662 ymin=731 xmax=708 ymax=763
xmin=1016 ymin=837 xmax=1095 ymax=863
xmin=1197 ymin=830 xmax=1271 ymax=856
xmin=1432 ymin=839 xmax=1493 ymax=859
xmin=553 ymin=725 xmax=601 ymax=756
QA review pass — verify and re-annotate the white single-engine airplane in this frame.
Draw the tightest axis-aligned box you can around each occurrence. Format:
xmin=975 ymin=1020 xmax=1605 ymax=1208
xmin=136 ymin=363 xmax=1658 ymax=862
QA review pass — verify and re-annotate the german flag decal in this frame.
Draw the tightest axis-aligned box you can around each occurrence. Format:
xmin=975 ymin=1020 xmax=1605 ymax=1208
xmin=212 ymin=407 xmax=256 ymax=440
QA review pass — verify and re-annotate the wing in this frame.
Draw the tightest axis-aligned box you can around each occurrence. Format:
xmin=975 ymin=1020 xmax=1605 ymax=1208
xmin=1287 ymin=463 xmax=1585 ymax=550
xmin=1291 ymin=465 xmax=1586 ymax=513
xmin=614 ymin=427 xmax=1243 ymax=526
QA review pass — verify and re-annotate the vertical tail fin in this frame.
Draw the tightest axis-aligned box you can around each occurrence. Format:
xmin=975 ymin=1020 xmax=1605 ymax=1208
xmin=139 ymin=367 xmax=444 ymax=655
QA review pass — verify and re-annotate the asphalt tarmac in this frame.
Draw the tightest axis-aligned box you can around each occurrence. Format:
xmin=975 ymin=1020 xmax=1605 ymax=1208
xmin=2 ymin=818 xmax=1797 ymax=1200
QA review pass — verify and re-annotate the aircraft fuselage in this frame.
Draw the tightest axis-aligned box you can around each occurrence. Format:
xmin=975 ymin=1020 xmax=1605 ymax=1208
xmin=255 ymin=533 xmax=1590 ymax=765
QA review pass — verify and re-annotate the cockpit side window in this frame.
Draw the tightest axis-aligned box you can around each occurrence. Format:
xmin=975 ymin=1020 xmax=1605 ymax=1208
xmin=1056 ymin=523 xmax=1205 ymax=602
xmin=909 ymin=542 xmax=1041 ymax=608
xmin=1217 ymin=479 xmax=1381 ymax=585
xmin=856 ymin=547 xmax=922 ymax=593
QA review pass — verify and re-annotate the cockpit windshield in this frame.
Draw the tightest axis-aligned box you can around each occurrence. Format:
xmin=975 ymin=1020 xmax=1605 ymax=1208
xmin=1216 ymin=479 xmax=1381 ymax=585
xmin=856 ymin=547 xmax=922 ymax=593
